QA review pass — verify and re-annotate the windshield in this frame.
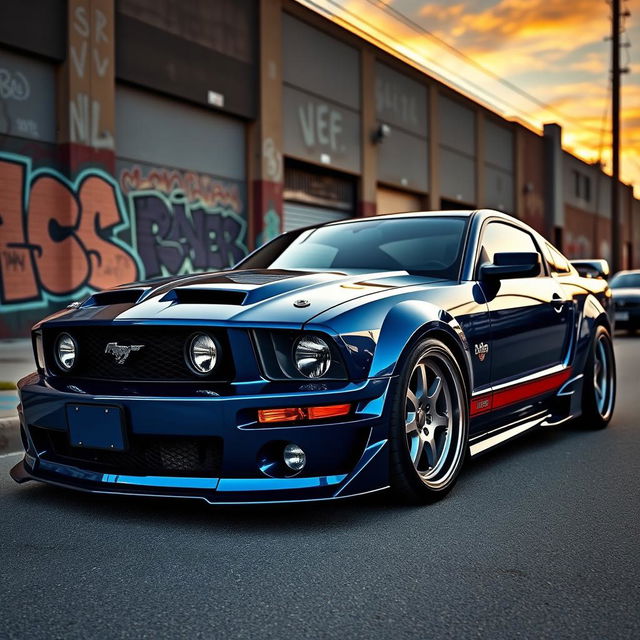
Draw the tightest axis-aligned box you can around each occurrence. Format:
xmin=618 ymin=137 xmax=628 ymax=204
xmin=239 ymin=216 xmax=468 ymax=279
xmin=610 ymin=273 xmax=640 ymax=289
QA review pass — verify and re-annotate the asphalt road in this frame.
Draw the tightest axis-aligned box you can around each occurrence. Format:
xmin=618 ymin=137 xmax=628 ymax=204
xmin=1 ymin=337 xmax=639 ymax=640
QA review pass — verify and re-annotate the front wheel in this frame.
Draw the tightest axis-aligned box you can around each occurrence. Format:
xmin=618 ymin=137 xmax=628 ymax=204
xmin=389 ymin=338 xmax=469 ymax=504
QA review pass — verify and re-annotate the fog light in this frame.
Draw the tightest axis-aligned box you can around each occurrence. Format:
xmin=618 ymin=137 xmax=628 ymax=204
xmin=283 ymin=443 xmax=306 ymax=471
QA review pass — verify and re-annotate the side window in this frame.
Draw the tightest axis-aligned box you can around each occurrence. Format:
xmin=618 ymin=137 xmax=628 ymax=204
xmin=543 ymin=243 xmax=572 ymax=276
xmin=477 ymin=222 xmax=541 ymax=275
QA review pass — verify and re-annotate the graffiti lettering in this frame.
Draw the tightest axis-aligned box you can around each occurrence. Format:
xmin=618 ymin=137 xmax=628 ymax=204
xmin=0 ymin=68 xmax=30 ymax=101
xmin=71 ymin=5 xmax=109 ymax=78
xmin=16 ymin=118 xmax=40 ymax=137
xmin=70 ymin=92 xmax=113 ymax=149
xmin=68 ymin=1 xmax=114 ymax=149
xmin=2 ymin=250 xmax=26 ymax=271
xmin=375 ymin=78 xmax=419 ymax=130
xmin=0 ymin=155 xmax=139 ymax=306
xmin=120 ymin=165 xmax=242 ymax=212
xmin=0 ymin=152 xmax=248 ymax=315
xmin=130 ymin=192 xmax=246 ymax=278
xmin=262 ymin=138 xmax=282 ymax=182
xmin=299 ymin=101 xmax=344 ymax=153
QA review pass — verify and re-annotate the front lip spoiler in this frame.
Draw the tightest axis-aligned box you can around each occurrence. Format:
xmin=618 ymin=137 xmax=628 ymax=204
xmin=10 ymin=458 xmax=389 ymax=505
xmin=9 ymin=459 xmax=31 ymax=484
xmin=10 ymin=436 xmax=389 ymax=505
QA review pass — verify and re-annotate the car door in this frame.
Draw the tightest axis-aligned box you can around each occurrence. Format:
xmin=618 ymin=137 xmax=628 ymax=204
xmin=477 ymin=221 xmax=573 ymax=416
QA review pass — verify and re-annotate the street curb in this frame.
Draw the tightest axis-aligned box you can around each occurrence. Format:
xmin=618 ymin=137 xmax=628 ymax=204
xmin=0 ymin=416 xmax=21 ymax=454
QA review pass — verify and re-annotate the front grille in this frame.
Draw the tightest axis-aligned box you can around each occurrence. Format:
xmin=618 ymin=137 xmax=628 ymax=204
xmin=44 ymin=326 xmax=234 ymax=381
xmin=32 ymin=427 xmax=223 ymax=477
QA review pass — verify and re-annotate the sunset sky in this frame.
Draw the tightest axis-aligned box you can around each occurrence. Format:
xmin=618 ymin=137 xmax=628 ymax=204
xmin=298 ymin=0 xmax=640 ymax=196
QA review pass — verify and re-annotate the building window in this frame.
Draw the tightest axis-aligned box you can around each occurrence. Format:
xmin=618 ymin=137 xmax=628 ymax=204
xmin=573 ymin=170 xmax=591 ymax=202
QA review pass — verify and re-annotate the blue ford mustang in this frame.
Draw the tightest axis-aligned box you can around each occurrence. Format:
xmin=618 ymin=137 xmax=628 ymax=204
xmin=11 ymin=210 xmax=616 ymax=504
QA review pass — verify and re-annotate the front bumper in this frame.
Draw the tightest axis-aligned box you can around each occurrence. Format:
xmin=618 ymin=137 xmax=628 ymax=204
xmin=614 ymin=308 xmax=640 ymax=331
xmin=11 ymin=373 xmax=394 ymax=504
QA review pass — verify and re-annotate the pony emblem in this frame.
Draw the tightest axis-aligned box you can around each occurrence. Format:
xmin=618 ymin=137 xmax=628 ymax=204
xmin=105 ymin=342 xmax=144 ymax=364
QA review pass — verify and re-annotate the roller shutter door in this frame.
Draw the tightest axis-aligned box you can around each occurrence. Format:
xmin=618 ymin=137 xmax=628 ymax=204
xmin=283 ymin=203 xmax=350 ymax=232
xmin=376 ymin=187 xmax=422 ymax=215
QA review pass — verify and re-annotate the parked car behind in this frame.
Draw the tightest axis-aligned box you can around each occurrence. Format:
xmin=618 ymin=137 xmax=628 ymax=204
xmin=610 ymin=270 xmax=640 ymax=334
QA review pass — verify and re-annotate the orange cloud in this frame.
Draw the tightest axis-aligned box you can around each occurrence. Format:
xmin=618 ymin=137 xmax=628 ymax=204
xmin=420 ymin=0 xmax=607 ymax=52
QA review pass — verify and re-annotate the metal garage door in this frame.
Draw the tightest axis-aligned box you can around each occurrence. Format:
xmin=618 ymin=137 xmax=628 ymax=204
xmin=283 ymin=203 xmax=350 ymax=233
xmin=376 ymin=187 xmax=423 ymax=215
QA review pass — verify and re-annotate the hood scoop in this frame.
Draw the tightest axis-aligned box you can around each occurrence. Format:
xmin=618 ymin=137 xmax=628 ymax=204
xmin=222 ymin=270 xmax=309 ymax=285
xmin=82 ymin=289 xmax=146 ymax=307
xmin=161 ymin=288 xmax=247 ymax=306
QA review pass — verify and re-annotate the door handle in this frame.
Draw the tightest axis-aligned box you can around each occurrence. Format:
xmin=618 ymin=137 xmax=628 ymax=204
xmin=551 ymin=294 xmax=565 ymax=313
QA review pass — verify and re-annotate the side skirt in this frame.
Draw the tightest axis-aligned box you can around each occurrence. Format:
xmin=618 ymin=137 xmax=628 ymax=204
xmin=469 ymin=411 xmax=550 ymax=457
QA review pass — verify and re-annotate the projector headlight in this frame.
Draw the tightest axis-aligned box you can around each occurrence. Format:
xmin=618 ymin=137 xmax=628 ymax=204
xmin=294 ymin=335 xmax=332 ymax=378
xmin=187 ymin=333 xmax=218 ymax=375
xmin=56 ymin=333 xmax=77 ymax=370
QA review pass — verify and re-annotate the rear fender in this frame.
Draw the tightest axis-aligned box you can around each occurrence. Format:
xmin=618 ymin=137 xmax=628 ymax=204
xmin=572 ymin=293 xmax=611 ymax=374
xmin=554 ymin=293 xmax=612 ymax=423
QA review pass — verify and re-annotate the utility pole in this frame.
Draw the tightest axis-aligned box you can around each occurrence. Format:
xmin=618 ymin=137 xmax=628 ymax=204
xmin=611 ymin=0 xmax=621 ymax=273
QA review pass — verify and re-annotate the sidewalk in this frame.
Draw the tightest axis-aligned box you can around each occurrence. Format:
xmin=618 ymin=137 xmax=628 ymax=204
xmin=0 ymin=339 xmax=34 ymax=452
xmin=0 ymin=339 xmax=34 ymax=416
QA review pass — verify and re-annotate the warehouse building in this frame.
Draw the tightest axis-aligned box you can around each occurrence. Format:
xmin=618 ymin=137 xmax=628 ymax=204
xmin=0 ymin=0 xmax=638 ymax=338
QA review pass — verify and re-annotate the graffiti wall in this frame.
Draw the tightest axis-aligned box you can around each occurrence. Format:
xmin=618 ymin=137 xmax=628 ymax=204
xmin=0 ymin=151 xmax=247 ymax=337
xmin=118 ymin=162 xmax=247 ymax=277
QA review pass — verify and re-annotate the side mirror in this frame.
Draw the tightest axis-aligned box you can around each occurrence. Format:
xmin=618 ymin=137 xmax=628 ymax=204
xmin=481 ymin=252 xmax=541 ymax=280
xmin=570 ymin=259 xmax=610 ymax=279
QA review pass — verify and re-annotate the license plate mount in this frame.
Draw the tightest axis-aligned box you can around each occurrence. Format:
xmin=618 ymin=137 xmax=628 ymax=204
xmin=67 ymin=404 xmax=126 ymax=451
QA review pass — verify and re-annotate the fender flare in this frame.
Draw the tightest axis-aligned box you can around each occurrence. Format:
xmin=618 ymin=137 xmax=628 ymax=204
xmin=571 ymin=293 xmax=612 ymax=374
xmin=368 ymin=300 xmax=474 ymax=392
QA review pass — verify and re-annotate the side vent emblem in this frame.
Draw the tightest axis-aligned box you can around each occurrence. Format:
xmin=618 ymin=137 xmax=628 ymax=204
xmin=474 ymin=342 xmax=489 ymax=362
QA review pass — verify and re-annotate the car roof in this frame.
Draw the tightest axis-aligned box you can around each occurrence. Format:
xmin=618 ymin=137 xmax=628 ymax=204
xmin=309 ymin=208 xmax=519 ymax=229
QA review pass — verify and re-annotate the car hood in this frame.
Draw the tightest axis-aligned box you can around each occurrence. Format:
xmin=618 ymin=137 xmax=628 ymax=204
xmin=40 ymin=268 xmax=444 ymax=328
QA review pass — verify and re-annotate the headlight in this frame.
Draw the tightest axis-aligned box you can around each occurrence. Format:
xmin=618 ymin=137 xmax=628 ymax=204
xmin=34 ymin=332 xmax=45 ymax=371
xmin=55 ymin=333 xmax=77 ymax=370
xmin=186 ymin=333 xmax=217 ymax=375
xmin=294 ymin=335 xmax=331 ymax=378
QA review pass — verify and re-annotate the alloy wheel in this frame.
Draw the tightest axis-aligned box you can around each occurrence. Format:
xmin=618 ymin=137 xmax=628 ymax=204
xmin=404 ymin=352 xmax=465 ymax=489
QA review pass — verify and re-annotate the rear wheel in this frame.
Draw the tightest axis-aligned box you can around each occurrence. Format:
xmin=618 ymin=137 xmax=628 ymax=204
xmin=577 ymin=325 xmax=616 ymax=429
xmin=389 ymin=338 xmax=469 ymax=504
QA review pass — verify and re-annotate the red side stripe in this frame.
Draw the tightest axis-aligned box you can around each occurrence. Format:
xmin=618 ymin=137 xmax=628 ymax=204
xmin=470 ymin=368 xmax=572 ymax=417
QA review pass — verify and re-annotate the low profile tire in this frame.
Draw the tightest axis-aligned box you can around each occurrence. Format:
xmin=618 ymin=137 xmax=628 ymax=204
xmin=577 ymin=324 xmax=616 ymax=430
xmin=389 ymin=338 xmax=469 ymax=504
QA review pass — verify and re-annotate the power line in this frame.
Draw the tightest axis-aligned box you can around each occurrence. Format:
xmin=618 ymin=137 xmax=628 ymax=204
xmin=308 ymin=0 xmax=561 ymax=127
xmin=361 ymin=0 xmax=607 ymax=135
